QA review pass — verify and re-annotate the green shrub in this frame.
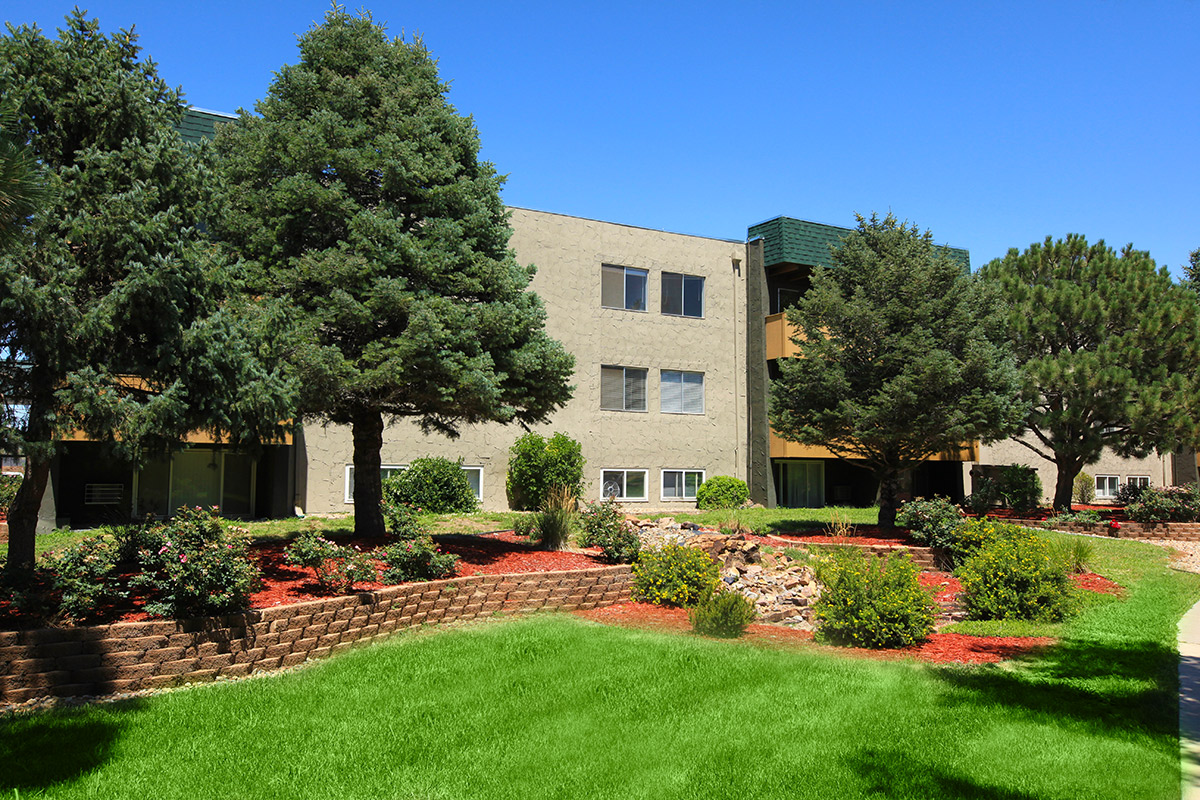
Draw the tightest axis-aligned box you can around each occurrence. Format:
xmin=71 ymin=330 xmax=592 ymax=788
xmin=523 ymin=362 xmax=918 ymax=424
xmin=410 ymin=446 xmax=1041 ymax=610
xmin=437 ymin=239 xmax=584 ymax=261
xmin=285 ymin=531 xmax=377 ymax=594
xmin=0 ymin=473 xmax=21 ymax=512
xmin=382 ymin=457 xmax=478 ymax=514
xmin=997 ymin=464 xmax=1042 ymax=513
xmin=579 ymin=498 xmax=641 ymax=563
xmin=689 ymin=590 xmax=756 ymax=638
xmin=1073 ymin=472 xmax=1095 ymax=505
xmin=1114 ymin=481 xmax=1151 ymax=507
xmin=109 ymin=523 xmax=162 ymax=563
xmin=379 ymin=537 xmax=459 ymax=583
xmin=43 ymin=536 xmax=125 ymax=622
xmin=1046 ymin=509 xmax=1102 ymax=526
xmin=1127 ymin=485 xmax=1200 ymax=523
xmin=949 ymin=518 xmax=1026 ymax=565
xmin=812 ymin=549 xmax=934 ymax=648
xmin=964 ymin=476 xmax=998 ymax=514
xmin=1050 ymin=537 xmax=1094 ymax=574
xmin=381 ymin=499 xmax=428 ymax=539
xmin=632 ymin=544 xmax=719 ymax=607
xmin=132 ymin=507 xmax=261 ymax=618
xmin=506 ymin=432 xmax=585 ymax=511
xmin=896 ymin=496 xmax=963 ymax=548
xmin=695 ymin=475 xmax=749 ymax=510
xmin=958 ymin=527 xmax=1077 ymax=622
xmin=513 ymin=513 xmax=537 ymax=540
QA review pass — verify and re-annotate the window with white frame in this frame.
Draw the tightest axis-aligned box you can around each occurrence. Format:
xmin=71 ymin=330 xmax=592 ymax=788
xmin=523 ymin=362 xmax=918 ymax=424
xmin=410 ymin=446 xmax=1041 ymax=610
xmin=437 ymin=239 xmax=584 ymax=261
xmin=601 ymin=264 xmax=648 ymax=311
xmin=601 ymin=365 xmax=647 ymax=411
xmin=344 ymin=464 xmax=483 ymax=503
xmin=661 ymin=272 xmax=704 ymax=318
xmin=1095 ymin=474 xmax=1120 ymax=499
xmin=662 ymin=469 xmax=704 ymax=501
xmin=660 ymin=370 xmax=704 ymax=414
xmin=601 ymin=469 xmax=648 ymax=501
xmin=1126 ymin=475 xmax=1151 ymax=490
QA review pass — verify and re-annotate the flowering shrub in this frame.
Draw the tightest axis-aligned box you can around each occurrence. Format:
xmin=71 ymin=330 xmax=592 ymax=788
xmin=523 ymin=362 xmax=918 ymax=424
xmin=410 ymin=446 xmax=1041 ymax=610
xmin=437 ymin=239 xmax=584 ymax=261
xmin=689 ymin=589 xmax=756 ymax=638
xmin=1127 ymin=484 xmax=1200 ymax=523
xmin=957 ymin=527 xmax=1076 ymax=621
xmin=695 ymin=476 xmax=749 ymax=510
xmin=812 ymin=549 xmax=935 ymax=648
xmin=132 ymin=507 xmax=260 ymax=618
xmin=381 ymin=457 xmax=478 ymax=514
xmin=380 ymin=498 xmax=428 ymax=539
xmin=632 ymin=544 xmax=719 ymax=607
xmin=379 ymin=537 xmax=459 ymax=583
xmin=43 ymin=536 xmax=125 ymax=622
xmin=579 ymin=498 xmax=640 ymax=563
xmin=285 ymin=531 xmax=377 ymax=594
xmin=896 ymin=497 xmax=963 ymax=548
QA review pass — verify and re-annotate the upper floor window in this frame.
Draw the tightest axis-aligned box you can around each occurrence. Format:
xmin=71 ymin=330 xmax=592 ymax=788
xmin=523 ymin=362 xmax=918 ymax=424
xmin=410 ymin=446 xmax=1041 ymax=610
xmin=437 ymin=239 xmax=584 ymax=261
xmin=601 ymin=365 xmax=647 ymax=411
xmin=601 ymin=264 xmax=647 ymax=311
xmin=660 ymin=370 xmax=704 ymax=414
xmin=661 ymin=272 xmax=704 ymax=317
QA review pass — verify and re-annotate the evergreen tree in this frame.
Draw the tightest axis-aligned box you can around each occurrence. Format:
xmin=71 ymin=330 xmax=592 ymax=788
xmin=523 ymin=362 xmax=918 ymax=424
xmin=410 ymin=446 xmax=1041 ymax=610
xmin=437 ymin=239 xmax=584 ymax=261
xmin=0 ymin=13 xmax=296 ymax=567
xmin=981 ymin=235 xmax=1200 ymax=509
xmin=212 ymin=9 xmax=573 ymax=537
xmin=1183 ymin=248 xmax=1200 ymax=293
xmin=769 ymin=214 xmax=1024 ymax=528
xmin=0 ymin=107 xmax=48 ymax=249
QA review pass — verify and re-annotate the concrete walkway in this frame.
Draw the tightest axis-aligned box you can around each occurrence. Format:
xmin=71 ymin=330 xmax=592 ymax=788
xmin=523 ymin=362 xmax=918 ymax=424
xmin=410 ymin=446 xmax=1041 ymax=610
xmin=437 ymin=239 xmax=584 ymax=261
xmin=1179 ymin=600 xmax=1200 ymax=798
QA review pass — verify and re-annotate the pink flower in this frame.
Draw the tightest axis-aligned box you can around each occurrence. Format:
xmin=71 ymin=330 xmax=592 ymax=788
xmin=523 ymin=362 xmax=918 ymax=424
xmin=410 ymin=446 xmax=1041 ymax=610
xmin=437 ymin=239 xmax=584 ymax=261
xmin=158 ymin=545 xmax=169 ymax=555
xmin=179 ymin=554 xmax=187 ymax=563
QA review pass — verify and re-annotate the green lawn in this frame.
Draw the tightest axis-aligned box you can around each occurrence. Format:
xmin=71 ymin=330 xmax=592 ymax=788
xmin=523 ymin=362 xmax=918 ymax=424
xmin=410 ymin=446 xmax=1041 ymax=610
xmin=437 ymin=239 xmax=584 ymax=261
xmin=2 ymin=532 xmax=1198 ymax=799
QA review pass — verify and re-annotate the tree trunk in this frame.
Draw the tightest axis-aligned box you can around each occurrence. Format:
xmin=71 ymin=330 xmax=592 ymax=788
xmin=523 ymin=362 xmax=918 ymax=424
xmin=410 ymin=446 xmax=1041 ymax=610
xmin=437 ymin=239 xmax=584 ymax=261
xmin=351 ymin=406 xmax=386 ymax=538
xmin=1052 ymin=462 xmax=1080 ymax=511
xmin=877 ymin=470 xmax=900 ymax=529
xmin=6 ymin=454 xmax=51 ymax=571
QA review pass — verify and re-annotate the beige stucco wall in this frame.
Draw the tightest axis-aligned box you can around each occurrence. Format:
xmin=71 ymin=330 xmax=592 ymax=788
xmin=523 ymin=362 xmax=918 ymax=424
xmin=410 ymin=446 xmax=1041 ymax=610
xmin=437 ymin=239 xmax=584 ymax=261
xmin=299 ymin=207 xmax=750 ymax=513
xmin=967 ymin=434 xmax=1175 ymax=504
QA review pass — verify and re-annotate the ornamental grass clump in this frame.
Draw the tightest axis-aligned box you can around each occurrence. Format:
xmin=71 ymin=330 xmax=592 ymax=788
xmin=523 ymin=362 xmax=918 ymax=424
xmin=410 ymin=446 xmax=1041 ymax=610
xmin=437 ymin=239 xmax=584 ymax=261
xmin=689 ymin=589 xmax=756 ymax=638
xmin=379 ymin=537 xmax=459 ymax=583
xmin=957 ymin=527 xmax=1077 ymax=622
xmin=812 ymin=549 xmax=935 ymax=649
xmin=285 ymin=530 xmax=378 ymax=594
xmin=632 ymin=544 xmax=719 ymax=607
xmin=531 ymin=485 xmax=577 ymax=551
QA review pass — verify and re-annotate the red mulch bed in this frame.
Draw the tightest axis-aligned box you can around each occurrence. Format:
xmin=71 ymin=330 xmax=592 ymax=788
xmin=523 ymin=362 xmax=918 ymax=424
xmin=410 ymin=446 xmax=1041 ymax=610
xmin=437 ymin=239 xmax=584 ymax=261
xmin=1072 ymin=572 xmax=1123 ymax=595
xmin=575 ymin=601 xmax=1053 ymax=664
xmin=918 ymin=571 xmax=962 ymax=601
xmin=768 ymin=527 xmax=920 ymax=547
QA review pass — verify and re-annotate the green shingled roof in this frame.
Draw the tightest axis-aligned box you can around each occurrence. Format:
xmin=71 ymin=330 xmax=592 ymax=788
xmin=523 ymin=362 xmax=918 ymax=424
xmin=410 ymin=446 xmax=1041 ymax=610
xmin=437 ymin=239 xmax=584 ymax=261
xmin=177 ymin=107 xmax=236 ymax=145
xmin=748 ymin=216 xmax=971 ymax=272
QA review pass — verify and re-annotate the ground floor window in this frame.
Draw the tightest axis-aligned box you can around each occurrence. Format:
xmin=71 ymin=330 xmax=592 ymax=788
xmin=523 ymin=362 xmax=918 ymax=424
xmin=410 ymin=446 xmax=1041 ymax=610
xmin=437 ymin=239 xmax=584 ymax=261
xmin=1125 ymin=475 xmax=1151 ymax=491
xmin=1095 ymin=474 xmax=1120 ymax=499
xmin=661 ymin=469 xmax=704 ymax=500
xmin=601 ymin=469 xmax=648 ymax=501
xmin=776 ymin=459 xmax=825 ymax=508
xmin=135 ymin=449 xmax=257 ymax=518
xmin=344 ymin=464 xmax=484 ymax=504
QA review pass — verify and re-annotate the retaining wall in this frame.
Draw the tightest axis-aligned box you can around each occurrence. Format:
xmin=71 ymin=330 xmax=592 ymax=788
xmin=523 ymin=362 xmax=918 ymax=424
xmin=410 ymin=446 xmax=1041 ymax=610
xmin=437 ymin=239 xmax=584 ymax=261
xmin=0 ymin=565 xmax=632 ymax=704
xmin=1009 ymin=519 xmax=1200 ymax=541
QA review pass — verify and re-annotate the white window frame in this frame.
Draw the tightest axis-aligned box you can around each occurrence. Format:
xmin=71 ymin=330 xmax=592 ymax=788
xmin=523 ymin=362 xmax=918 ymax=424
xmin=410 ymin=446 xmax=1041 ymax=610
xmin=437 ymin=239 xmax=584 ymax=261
xmin=461 ymin=465 xmax=484 ymax=501
xmin=1126 ymin=475 xmax=1151 ymax=490
xmin=601 ymin=264 xmax=648 ymax=312
xmin=661 ymin=469 xmax=705 ymax=501
xmin=1095 ymin=474 xmax=1120 ymax=500
xmin=660 ymin=370 xmax=705 ymax=415
xmin=600 ymin=469 xmax=649 ymax=502
xmin=601 ymin=365 xmax=648 ymax=412
xmin=345 ymin=464 xmax=406 ymax=504
xmin=661 ymin=272 xmax=705 ymax=318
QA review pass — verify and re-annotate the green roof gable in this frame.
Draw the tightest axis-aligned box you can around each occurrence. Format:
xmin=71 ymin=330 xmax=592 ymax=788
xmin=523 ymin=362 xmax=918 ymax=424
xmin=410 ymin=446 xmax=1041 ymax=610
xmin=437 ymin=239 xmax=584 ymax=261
xmin=177 ymin=107 xmax=236 ymax=145
xmin=748 ymin=216 xmax=971 ymax=272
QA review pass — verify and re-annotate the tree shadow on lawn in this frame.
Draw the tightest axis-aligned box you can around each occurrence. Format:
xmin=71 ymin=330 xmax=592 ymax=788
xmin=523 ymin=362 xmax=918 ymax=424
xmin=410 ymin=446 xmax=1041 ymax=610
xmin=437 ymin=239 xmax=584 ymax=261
xmin=933 ymin=637 xmax=1179 ymax=740
xmin=0 ymin=700 xmax=144 ymax=791
xmin=848 ymin=747 xmax=1039 ymax=799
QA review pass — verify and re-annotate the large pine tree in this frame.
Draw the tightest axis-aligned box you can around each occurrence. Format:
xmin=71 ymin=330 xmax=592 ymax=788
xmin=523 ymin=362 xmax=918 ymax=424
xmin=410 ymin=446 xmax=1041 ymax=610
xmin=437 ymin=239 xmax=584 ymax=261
xmin=212 ymin=9 xmax=574 ymax=536
xmin=769 ymin=214 xmax=1025 ymax=527
xmin=981 ymin=235 xmax=1200 ymax=509
xmin=0 ymin=13 xmax=295 ymax=567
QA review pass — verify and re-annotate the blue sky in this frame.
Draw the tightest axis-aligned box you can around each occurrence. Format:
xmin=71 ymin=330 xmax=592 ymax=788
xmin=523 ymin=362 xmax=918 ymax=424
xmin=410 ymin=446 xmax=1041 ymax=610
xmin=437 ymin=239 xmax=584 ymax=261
xmin=12 ymin=1 xmax=1200 ymax=274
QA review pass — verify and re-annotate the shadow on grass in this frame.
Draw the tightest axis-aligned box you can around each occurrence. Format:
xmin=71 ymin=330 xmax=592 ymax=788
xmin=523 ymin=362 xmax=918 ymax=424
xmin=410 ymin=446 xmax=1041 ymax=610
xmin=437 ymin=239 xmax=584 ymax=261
xmin=934 ymin=637 xmax=1179 ymax=739
xmin=0 ymin=700 xmax=143 ymax=791
xmin=849 ymin=748 xmax=1039 ymax=799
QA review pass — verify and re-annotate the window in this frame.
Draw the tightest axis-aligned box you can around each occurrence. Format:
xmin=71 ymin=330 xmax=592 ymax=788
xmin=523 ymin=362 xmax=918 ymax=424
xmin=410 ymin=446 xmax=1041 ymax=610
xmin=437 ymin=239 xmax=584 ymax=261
xmin=601 ymin=264 xmax=647 ymax=311
xmin=660 ymin=370 xmax=704 ymax=414
xmin=601 ymin=469 xmax=648 ymax=501
xmin=1126 ymin=476 xmax=1151 ymax=490
xmin=601 ymin=365 xmax=647 ymax=411
xmin=661 ymin=272 xmax=704 ymax=317
xmin=462 ymin=466 xmax=483 ymax=501
xmin=345 ymin=465 xmax=406 ymax=504
xmin=662 ymin=470 xmax=704 ymax=501
xmin=1095 ymin=475 xmax=1120 ymax=499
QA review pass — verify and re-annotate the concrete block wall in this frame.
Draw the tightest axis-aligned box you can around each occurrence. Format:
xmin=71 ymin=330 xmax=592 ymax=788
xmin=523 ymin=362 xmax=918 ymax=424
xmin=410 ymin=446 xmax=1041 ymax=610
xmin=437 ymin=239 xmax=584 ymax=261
xmin=0 ymin=565 xmax=632 ymax=704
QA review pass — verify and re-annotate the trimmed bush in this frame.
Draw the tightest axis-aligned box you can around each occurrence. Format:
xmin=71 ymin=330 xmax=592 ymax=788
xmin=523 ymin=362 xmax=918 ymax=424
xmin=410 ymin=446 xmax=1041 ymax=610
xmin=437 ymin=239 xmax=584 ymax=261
xmin=1127 ymin=485 xmax=1200 ymax=523
xmin=949 ymin=518 xmax=1025 ymax=565
xmin=689 ymin=590 xmax=756 ymax=638
xmin=695 ymin=475 xmax=749 ymax=510
xmin=379 ymin=537 xmax=459 ymax=583
xmin=632 ymin=544 xmax=719 ymax=607
xmin=579 ymin=498 xmax=640 ymax=563
xmin=506 ymin=432 xmax=585 ymax=511
xmin=997 ymin=464 xmax=1042 ymax=513
xmin=896 ymin=496 xmax=963 ymax=548
xmin=958 ymin=527 xmax=1077 ymax=622
xmin=285 ymin=531 xmax=377 ymax=594
xmin=1073 ymin=472 xmax=1095 ymax=505
xmin=382 ymin=457 xmax=478 ymax=514
xmin=131 ymin=507 xmax=261 ymax=618
xmin=1046 ymin=509 xmax=1102 ymax=526
xmin=43 ymin=536 xmax=125 ymax=622
xmin=813 ymin=549 xmax=934 ymax=648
